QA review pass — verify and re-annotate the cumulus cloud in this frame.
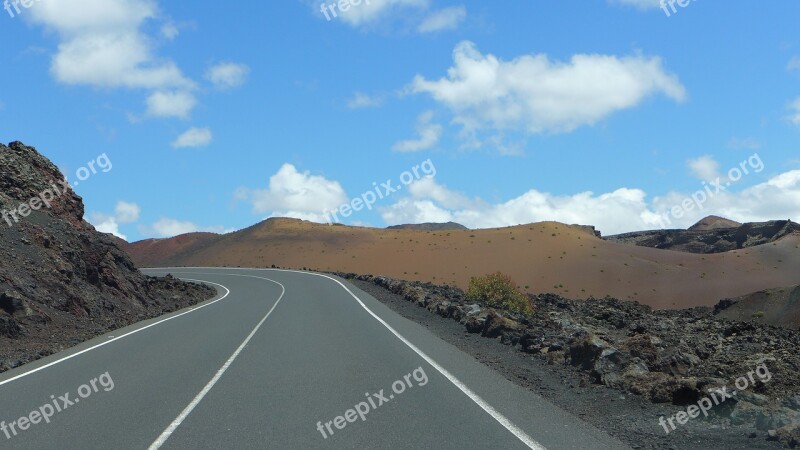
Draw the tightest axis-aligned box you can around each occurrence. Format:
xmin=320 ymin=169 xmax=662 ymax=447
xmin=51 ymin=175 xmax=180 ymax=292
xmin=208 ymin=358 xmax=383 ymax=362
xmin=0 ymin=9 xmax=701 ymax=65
xmin=92 ymin=216 xmax=127 ymax=240
xmin=88 ymin=200 xmax=141 ymax=240
xmin=788 ymin=56 xmax=800 ymax=73
xmin=28 ymin=0 xmax=193 ymax=90
xmin=148 ymin=218 xmax=200 ymax=237
xmin=322 ymin=0 xmax=429 ymax=27
xmin=609 ymin=0 xmax=663 ymax=10
xmin=235 ymin=164 xmax=348 ymax=223
xmin=347 ymin=92 xmax=384 ymax=109
xmin=205 ymin=62 xmax=250 ymax=90
xmin=378 ymin=167 xmax=800 ymax=235
xmin=417 ymin=6 xmax=466 ymax=33
xmin=161 ymin=22 xmax=179 ymax=40
xmin=115 ymin=201 xmax=141 ymax=223
xmin=146 ymin=90 xmax=197 ymax=119
xmin=727 ymin=137 xmax=762 ymax=150
xmin=172 ymin=127 xmax=213 ymax=148
xmin=790 ymin=98 xmax=800 ymax=127
xmin=393 ymin=111 xmax=442 ymax=152
xmin=410 ymin=41 xmax=686 ymax=135
xmin=136 ymin=218 xmax=231 ymax=238
xmin=688 ymin=155 xmax=721 ymax=182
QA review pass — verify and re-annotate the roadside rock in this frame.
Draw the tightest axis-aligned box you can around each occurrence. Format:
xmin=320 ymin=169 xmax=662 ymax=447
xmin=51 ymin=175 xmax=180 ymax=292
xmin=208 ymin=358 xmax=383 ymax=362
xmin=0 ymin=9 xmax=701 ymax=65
xmin=334 ymin=272 xmax=800 ymax=448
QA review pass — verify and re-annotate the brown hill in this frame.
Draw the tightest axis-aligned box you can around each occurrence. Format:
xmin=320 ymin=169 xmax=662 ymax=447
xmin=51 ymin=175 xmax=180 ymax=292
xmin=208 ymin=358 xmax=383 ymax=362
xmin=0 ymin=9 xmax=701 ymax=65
xmin=124 ymin=232 xmax=221 ymax=267
xmin=688 ymin=215 xmax=742 ymax=231
xmin=125 ymin=217 xmax=800 ymax=310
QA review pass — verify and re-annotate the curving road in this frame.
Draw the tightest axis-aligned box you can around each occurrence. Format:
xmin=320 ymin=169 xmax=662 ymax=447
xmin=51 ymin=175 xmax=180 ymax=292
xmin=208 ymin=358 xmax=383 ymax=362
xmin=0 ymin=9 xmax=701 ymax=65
xmin=0 ymin=268 xmax=629 ymax=449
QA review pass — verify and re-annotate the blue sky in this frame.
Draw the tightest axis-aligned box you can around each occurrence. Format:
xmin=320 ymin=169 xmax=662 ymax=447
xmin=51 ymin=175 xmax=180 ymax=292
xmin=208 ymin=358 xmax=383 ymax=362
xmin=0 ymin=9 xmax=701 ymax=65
xmin=1 ymin=0 xmax=799 ymax=240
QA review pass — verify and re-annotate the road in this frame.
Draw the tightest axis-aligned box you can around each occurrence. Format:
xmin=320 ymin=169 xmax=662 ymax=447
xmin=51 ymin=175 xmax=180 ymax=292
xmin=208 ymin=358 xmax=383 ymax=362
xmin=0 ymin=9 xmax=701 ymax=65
xmin=0 ymin=267 xmax=629 ymax=449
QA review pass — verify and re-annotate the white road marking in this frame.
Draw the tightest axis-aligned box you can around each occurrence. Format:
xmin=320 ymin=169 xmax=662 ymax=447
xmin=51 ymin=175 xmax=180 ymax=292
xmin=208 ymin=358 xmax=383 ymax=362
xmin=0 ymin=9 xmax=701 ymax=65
xmin=146 ymin=274 xmax=286 ymax=450
xmin=145 ymin=267 xmax=546 ymax=450
xmin=0 ymin=279 xmax=230 ymax=388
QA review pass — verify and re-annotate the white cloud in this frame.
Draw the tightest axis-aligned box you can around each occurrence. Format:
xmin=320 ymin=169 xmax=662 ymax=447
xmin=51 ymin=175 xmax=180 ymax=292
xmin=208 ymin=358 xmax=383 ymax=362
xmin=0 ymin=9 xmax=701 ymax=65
xmin=688 ymin=155 xmax=720 ymax=182
xmin=90 ymin=215 xmax=127 ymax=240
xmin=28 ymin=0 xmax=193 ymax=90
xmin=235 ymin=164 xmax=348 ymax=223
xmin=393 ymin=111 xmax=442 ymax=152
xmin=379 ymin=169 xmax=800 ymax=235
xmin=172 ymin=127 xmax=213 ymax=148
xmin=727 ymin=137 xmax=762 ymax=150
xmin=137 ymin=218 xmax=231 ymax=238
xmin=788 ymin=56 xmax=800 ymax=73
xmin=410 ymin=41 xmax=686 ymax=135
xmin=148 ymin=218 xmax=200 ymax=237
xmin=146 ymin=90 xmax=197 ymax=119
xmin=88 ymin=200 xmax=141 ymax=240
xmin=417 ymin=6 xmax=466 ymax=33
xmin=321 ymin=0 xmax=429 ymax=27
xmin=790 ymin=98 xmax=800 ymax=127
xmin=161 ymin=22 xmax=179 ymax=40
xmin=115 ymin=201 xmax=141 ymax=224
xmin=609 ymin=0 xmax=663 ymax=10
xmin=205 ymin=62 xmax=250 ymax=90
xmin=347 ymin=92 xmax=384 ymax=109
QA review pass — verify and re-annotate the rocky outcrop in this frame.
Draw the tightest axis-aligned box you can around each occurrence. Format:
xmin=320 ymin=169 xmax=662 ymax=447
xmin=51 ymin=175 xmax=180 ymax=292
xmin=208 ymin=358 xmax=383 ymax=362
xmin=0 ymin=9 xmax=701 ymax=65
xmin=605 ymin=219 xmax=800 ymax=253
xmin=0 ymin=142 xmax=215 ymax=372
xmin=335 ymin=272 xmax=800 ymax=446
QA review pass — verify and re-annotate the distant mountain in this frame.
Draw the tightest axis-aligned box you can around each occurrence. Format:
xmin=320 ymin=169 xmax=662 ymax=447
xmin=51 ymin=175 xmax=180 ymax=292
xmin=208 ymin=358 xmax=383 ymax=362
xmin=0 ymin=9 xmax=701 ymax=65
xmin=123 ymin=217 xmax=800 ymax=311
xmin=387 ymin=222 xmax=468 ymax=231
xmin=688 ymin=215 xmax=741 ymax=231
xmin=605 ymin=217 xmax=799 ymax=254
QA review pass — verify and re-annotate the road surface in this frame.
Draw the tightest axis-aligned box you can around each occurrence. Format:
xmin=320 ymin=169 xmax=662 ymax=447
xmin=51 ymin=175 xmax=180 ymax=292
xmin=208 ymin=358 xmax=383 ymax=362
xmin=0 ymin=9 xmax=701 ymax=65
xmin=0 ymin=267 xmax=629 ymax=449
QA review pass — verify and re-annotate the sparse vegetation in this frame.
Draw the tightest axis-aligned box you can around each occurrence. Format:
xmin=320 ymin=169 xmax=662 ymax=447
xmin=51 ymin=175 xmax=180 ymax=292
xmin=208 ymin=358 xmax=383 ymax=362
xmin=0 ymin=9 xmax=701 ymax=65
xmin=466 ymin=272 xmax=533 ymax=315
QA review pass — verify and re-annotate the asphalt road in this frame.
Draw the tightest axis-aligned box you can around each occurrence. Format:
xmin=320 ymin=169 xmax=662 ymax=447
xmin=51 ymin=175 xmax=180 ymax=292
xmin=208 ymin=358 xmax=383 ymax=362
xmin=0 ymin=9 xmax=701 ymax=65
xmin=0 ymin=268 xmax=630 ymax=449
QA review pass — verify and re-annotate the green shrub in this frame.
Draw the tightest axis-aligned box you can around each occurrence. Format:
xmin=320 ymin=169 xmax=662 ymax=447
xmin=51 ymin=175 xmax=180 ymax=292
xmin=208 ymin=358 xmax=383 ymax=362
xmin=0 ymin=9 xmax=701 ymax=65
xmin=466 ymin=272 xmax=533 ymax=315
xmin=753 ymin=311 xmax=765 ymax=318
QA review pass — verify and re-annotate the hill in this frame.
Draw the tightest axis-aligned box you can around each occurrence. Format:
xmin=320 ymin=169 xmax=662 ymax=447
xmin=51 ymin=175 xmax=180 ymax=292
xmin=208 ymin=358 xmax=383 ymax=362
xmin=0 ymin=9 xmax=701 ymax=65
xmin=605 ymin=217 xmax=799 ymax=253
xmin=688 ymin=215 xmax=742 ymax=231
xmin=123 ymin=217 xmax=800 ymax=311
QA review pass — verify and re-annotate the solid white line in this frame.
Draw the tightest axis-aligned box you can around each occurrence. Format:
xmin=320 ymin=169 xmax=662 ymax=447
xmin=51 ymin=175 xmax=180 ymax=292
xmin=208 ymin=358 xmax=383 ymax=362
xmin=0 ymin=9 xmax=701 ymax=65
xmin=0 ymin=279 xmax=230 ymax=388
xmin=147 ymin=274 xmax=286 ymax=450
xmin=145 ymin=267 xmax=545 ymax=450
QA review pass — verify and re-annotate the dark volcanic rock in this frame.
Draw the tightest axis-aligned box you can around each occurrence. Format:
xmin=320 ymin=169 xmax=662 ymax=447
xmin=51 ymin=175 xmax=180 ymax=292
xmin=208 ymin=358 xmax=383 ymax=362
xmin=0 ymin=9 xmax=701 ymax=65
xmin=0 ymin=141 xmax=215 ymax=372
xmin=605 ymin=219 xmax=800 ymax=253
xmin=335 ymin=271 xmax=800 ymax=447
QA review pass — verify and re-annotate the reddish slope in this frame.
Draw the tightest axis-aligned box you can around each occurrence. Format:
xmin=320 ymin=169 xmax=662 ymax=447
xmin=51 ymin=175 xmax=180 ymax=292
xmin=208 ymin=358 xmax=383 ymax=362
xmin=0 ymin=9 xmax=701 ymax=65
xmin=125 ymin=218 xmax=800 ymax=310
